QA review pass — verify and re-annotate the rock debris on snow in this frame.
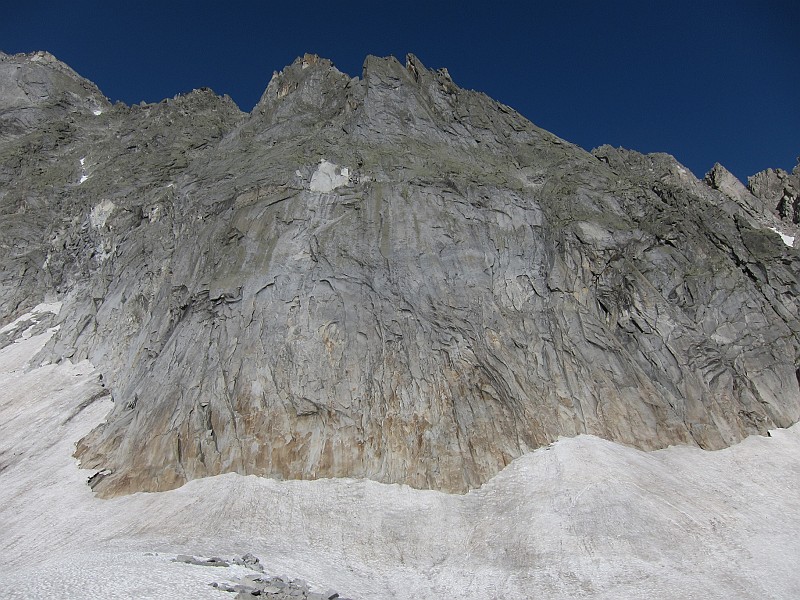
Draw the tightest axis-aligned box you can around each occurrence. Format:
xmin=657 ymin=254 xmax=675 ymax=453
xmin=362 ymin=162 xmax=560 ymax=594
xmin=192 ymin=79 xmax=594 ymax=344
xmin=173 ymin=554 xmax=349 ymax=599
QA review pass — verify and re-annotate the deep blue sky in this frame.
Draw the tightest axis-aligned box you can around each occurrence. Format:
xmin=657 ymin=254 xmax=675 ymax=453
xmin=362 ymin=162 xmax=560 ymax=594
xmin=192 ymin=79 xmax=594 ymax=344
xmin=2 ymin=1 xmax=798 ymax=181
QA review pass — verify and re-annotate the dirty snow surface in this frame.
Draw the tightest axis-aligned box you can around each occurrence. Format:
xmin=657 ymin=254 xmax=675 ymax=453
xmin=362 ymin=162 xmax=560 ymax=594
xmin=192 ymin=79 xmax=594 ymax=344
xmin=1 ymin=308 xmax=799 ymax=599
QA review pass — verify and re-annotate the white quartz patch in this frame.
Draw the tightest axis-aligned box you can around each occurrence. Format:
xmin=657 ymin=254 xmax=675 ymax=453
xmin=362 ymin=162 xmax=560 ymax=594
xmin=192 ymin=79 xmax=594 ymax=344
xmin=309 ymin=160 xmax=350 ymax=193
xmin=770 ymin=227 xmax=795 ymax=247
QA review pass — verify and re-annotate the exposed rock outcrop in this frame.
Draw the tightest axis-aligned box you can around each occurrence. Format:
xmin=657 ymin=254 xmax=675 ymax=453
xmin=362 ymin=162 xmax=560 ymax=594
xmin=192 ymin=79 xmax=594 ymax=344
xmin=748 ymin=162 xmax=800 ymax=225
xmin=1 ymin=51 xmax=799 ymax=497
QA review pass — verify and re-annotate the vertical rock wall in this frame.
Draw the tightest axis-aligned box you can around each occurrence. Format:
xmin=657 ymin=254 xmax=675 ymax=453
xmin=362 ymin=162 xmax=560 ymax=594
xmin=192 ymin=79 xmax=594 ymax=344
xmin=1 ymin=51 xmax=798 ymax=496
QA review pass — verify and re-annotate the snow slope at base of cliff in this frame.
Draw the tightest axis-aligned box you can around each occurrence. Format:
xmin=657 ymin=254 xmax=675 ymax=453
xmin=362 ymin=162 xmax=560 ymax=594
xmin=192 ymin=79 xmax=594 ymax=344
xmin=0 ymin=307 xmax=798 ymax=599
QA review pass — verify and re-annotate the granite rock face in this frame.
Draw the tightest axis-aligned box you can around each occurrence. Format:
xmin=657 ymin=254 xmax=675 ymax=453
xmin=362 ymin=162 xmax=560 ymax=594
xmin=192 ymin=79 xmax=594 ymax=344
xmin=747 ymin=161 xmax=800 ymax=226
xmin=704 ymin=161 xmax=800 ymax=247
xmin=1 ymin=51 xmax=799 ymax=497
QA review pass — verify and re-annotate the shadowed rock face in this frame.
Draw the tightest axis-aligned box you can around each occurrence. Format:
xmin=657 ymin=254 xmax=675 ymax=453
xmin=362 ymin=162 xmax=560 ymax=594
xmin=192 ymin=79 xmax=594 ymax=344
xmin=2 ymin=51 xmax=799 ymax=497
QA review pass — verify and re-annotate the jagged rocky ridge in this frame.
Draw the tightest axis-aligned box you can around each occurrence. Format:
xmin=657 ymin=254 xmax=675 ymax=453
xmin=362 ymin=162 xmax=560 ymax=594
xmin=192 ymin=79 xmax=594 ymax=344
xmin=1 ymin=50 xmax=799 ymax=497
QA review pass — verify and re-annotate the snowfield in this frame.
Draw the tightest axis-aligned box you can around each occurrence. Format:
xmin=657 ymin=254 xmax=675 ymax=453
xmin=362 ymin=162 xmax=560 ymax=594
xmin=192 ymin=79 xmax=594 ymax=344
xmin=0 ymin=306 xmax=799 ymax=599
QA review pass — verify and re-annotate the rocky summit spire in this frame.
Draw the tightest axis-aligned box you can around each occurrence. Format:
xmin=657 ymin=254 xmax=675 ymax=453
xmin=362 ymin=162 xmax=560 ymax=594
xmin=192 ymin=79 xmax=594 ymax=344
xmin=2 ymin=52 xmax=799 ymax=497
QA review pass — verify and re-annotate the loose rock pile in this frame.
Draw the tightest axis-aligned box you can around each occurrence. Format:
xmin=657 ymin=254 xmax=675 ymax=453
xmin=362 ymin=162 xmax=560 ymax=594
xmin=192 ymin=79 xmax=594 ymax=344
xmin=173 ymin=554 xmax=350 ymax=599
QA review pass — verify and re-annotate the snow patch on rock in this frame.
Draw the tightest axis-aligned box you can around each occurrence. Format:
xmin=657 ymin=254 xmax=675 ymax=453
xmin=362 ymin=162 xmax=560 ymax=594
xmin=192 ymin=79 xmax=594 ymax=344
xmin=769 ymin=227 xmax=795 ymax=247
xmin=0 ymin=302 xmax=61 ymax=335
xmin=78 ymin=157 xmax=89 ymax=184
xmin=309 ymin=160 xmax=350 ymax=193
